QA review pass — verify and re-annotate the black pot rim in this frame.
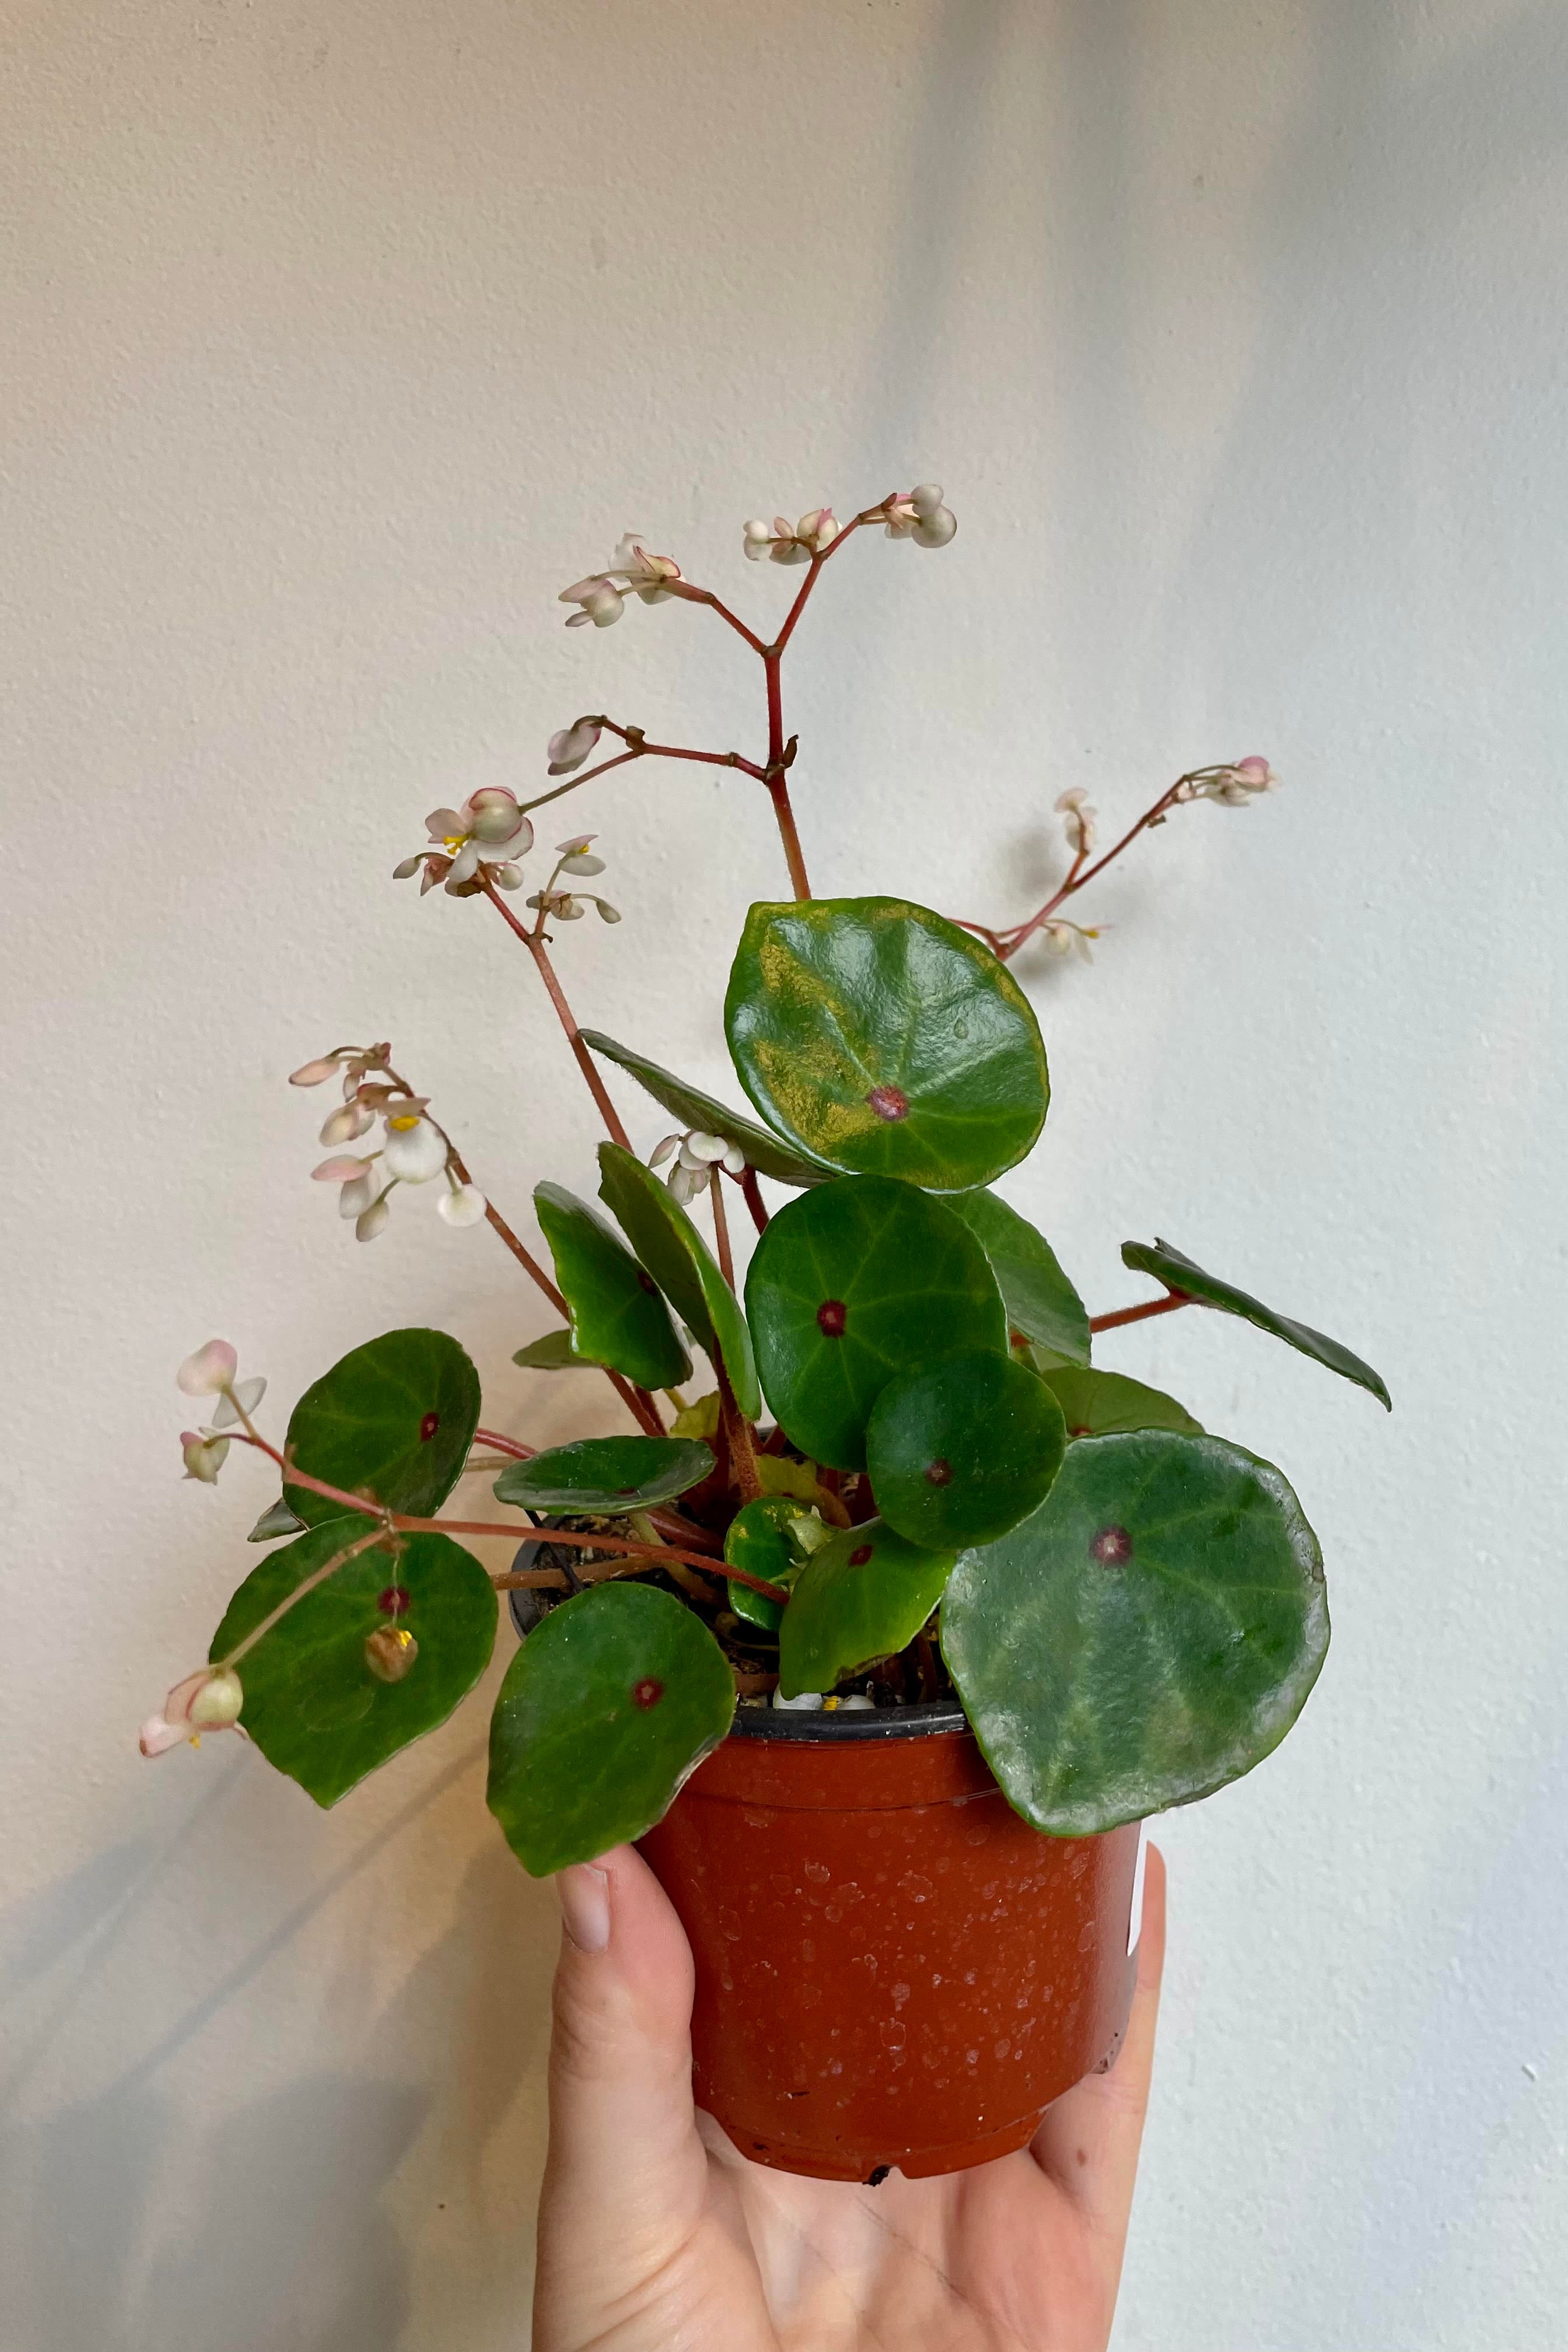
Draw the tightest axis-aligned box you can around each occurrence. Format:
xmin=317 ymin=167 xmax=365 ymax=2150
xmin=729 ymin=1699 xmax=970 ymax=1742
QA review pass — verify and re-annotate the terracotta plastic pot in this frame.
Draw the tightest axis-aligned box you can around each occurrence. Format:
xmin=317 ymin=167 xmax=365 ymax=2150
xmin=637 ymin=1702 xmax=1141 ymax=2181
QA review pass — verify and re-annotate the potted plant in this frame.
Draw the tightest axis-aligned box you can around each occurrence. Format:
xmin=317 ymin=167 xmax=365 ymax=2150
xmin=142 ymin=484 xmax=1388 ymax=2185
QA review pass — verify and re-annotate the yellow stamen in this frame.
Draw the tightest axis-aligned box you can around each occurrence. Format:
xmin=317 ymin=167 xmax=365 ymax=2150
xmin=388 ymin=1114 xmax=421 ymax=1131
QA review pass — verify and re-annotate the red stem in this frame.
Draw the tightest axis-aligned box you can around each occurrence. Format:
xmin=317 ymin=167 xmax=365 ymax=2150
xmin=480 ymin=878 xmax=632 ymax=1152
xmin=709 ymin=1167 xmax=736 ymax=1291
xmin=954 ymin=776 xmax=1192 ymax=962
xmin=1088 ymin=1293 xmax=1193 ymax=1334
xmin=738 ymin=1166 xmax=769 ymax=1234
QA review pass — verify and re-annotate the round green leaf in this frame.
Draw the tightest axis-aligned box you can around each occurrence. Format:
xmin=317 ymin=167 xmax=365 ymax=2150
xmin=578 ymin=1029 xmax=828 ymax=1187
xmin=1040 ymin=1364 xmax=1203 ymax=1438
xmin=867 ymin=1348 xmax=1068 ymax=1548
xmin=744 ymin=1175 xmax=1007 ymax=1469
xmin=535 ymin=1181 xmax=692 ymax=1389
xmin=284 ymin=1328 xmax=481 ymax=1528
xmin=1120 ymin=1237 xmax=1391 ymax=1409
xmin=778 ymin=1517 xmax=956 ymax=1699
xmin=945 ymin=1190 xmax=1091 ymax=1366
xmin=597 ymin=1144 xmax=761 ymax=1419
xmin=724 ymin=897 xmax=1049 ymax=1190
xmin=487 ymin=1581 xmax=736 ymax=1874
xmin=942 ymin=1432 xmax=1329 ymax=1836
xmin=723 ymin=1495 xmax=822 ymax=1632
xmin=492 ymin=1435 xmax=714 ymax=1516
xmin=211 ymin=1517 xmax=497 ymax=1807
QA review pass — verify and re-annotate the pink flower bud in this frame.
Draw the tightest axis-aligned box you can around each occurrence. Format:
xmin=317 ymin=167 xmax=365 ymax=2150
xmin=312 ymin=1154 xmax=375 ymax=1182
xmin=177 ymin=1340 xmax=238 ymax=1396
xmin=320 ymin=1100 xmax=375 ymax=1147
xmin=289 ymin=1056 xmax=340 ymax=1087
xmin=548 ymin=719 xmax=604 ymax=775
xmin=180 ymin=1430 xmax=230 ymax=1483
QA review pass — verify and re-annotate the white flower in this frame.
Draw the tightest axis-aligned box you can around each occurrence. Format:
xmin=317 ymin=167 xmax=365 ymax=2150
xmin=559 ymin=537 xmax=681 ymax=628
xmin=1188 ymin=755 xmax=1279 ymax=806
xmin=651 ymin=1128 xmax=745 ymax=1203
xmin=438 ymin=1182 xmax=487 ymax=1228
xmin=548 ymin=719 xmax=604 ymax=775
xmin=140 ymin=1666 xmax=244 ymax=1758
xmin=338 ymin=1169 xmax=382 ymax=1221
xmin=180 ymin=1430 xmax=230 ymax=1483
xmin=1055 ymin=788 xmax=1097 ymax=857
xmin=381 ymin=1115 xmax=447 ymax=1184
xmin=741 ymin=509 xmax=839 ymax=565
xmin=177 ymin=1339 xmax=239 ymax=1396
xmin=1041 ymin=920 xmax=1096 ymax=964
xmin=880 ymin=484 xmax=957 ymax=548
xmin=411 ymin=789 xmax=533 ymax=887
xmin=555 ymin=832 xmax=606 ymax=876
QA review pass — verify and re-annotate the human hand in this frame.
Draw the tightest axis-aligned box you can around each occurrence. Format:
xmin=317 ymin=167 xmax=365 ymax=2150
xmin=532 ymin=1838 xmax=1166 ymax=2351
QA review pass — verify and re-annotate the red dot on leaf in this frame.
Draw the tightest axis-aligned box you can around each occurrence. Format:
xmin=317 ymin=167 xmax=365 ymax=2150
xmin=632 ymin=1678 xmax=665 ymax=1709
xmin=419 ymin=1412 xmax=440 ymax=1443
xmin=378 ymin=1586 xmax=411 ymax=1616
xmin=867 ymin=1084 xmax=909 ymax=1122
xmin=817 ymin=1300 xmax=848 ymax=1337
xmin=924 ymin=1458 xmax=953 ymax=1486
xmin=1090 ymin=1524 xmax=1133 ymax=1565
xmin=849 ymin=1544 xmax=873 ymax=1567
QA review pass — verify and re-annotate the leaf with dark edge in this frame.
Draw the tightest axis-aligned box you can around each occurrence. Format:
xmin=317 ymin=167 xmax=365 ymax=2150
xmin=487 ymin=1581 xmax=736 ymax=1874
xmin=248 ymin=1496 xmax=307 ymax=1543
xmin=724 ymin=897 xmax=1049 ymax=1191
xmin=1121 ymin=1238 xmax=1391 ymax=1409
xmin=942 ymin=1431 xmax=1329 ymax=1836
xmin=1040 ymin=1364 xmax=1203 ymax=1438
xmin=946 ymin=1190 xmax=1091 ymax=1366
xmin=744 ymin=1175 xmax=1006 ymax=1469
xmin=596 ymin=1144 xmax=761 ymax=1418
xmin=211 ymin=1516 xmax=496 ymax=1807
xmin=534 ymin=1181 xmax=692 ymax=1389
xmin=867 ymin=1348 xmax=1068 ymax=1549
xmin=512 ymin=1329 xmax=597 ymax=1371
xmin=284 ymin=1328 xmax=481 ymax=1528
xmin=724 ymin=1494 xmax=819 ymax=1632
xmin=578 ymin=1030 xmax=828 ymax=1187
xmin=778 ymin=1518 xmax=956 ymax=1699
xmin=492 ymin=1436 xmax=715 ymax=1516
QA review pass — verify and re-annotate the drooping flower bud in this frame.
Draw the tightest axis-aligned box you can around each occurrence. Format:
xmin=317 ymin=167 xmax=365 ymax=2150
xmin=177 ymin=1340 xmax=239 ymax=1396
xmin=437 ymin=1182 xmax=487 ymax=1228
xmin=289 ymin=1056 xmax=341 ymax=1087
xmin=364 ymin=1626 xmax=419 ymax=1683
xmin=180 ymin=1429 xmax=230 ymax=1483
xmin=320 ymin=1099 xmax=376 ymax=1147
xmin=548 ymin=719 xmax=604 ymax=775
xmin=356 ymin=1194 xmax=392 ymax=1242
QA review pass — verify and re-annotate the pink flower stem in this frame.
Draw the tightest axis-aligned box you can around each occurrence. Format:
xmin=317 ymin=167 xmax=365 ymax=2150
xmin=519 ymin=733 xmax=769 ymax=819
xmin=478 ymin=878 xmax=633 ymax=1152
xmin=953 ymin=775 xmax=1195 ymax=962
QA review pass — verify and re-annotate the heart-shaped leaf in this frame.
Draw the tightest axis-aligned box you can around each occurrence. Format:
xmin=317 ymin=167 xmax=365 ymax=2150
xmin=942 ymin=1432 xmax=1329 ymax=1835
xmin=597 ymin=1144 xmax=761 ymax=1418
xmin=724 ymin=1494 xmax=824 ymax=1632
xmin=1120 ymin=1238 xmax=1391 ymax=1409
xmin=211 ymin=1516 xmax=496 ymax=1806
xmin=744 ymin=1176 xmax=1007 ymax=1469
xmin=1040 ymin=1364 xmax=1203 ymax=1438
xmin=579 ymin=1030 xmax=828 ymax=1187
xmin=867 ymin=1348 xmax=1068 ymax=1548
xmin=512 ymin=1329 xmax=595 ymax=1371
xmin=778 ymin=1518 xmax=956 ymax=1699
xmin=724 ymin=897 xmax=1049 ymax=1190
xmin=946 ymin=1190 xmax=1091 ymax=1366
xmin=534 ymin=1181 xmax=692 ymax=1389
xmin=492 ymin=1436 xmax=715 ymax=1516
xmin=487 ymin=1581 xmax=736 ymax=1874
xmin=284 ymin=1328 xmax=481 ymax=1527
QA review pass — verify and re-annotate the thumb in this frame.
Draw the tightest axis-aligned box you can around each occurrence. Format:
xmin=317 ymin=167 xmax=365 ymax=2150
xmin=535 ymin=1843 xmax=708 ymax=2329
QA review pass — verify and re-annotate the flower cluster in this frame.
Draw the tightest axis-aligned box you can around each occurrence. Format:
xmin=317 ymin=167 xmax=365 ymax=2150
xmin=742 ymin=508 xmax=839 ymax=565
xmin=559 ymin=534 xmax=681 ymax=629
xmin=393 ymin=788 xmax=533 ymax=896
xmin=290 ymin=1053 xmax=485 ymax=1241
xmin=650 ymin=1127 xmax=746 ymax=1205
xmin=176 ymin=1337 xmax=266 ymax=1482
xmin=1055 ymin=788 xmax=1097 ymax=858
xmin=1175 ymin=757 xmax=1280 ymax=807
xmin=526 ymin=836 xmax=621 ymax=926
xmin=874 ymin=484 xmax=957 ymax=548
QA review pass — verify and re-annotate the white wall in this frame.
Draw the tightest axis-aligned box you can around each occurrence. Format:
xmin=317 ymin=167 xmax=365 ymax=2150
xmin=4 ymin=3 xmax=1564 ymax=2345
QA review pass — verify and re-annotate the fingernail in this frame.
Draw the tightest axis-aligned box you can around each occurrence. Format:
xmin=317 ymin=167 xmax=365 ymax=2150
xmin=556 ymin=1862 xmax=611 ymax=1952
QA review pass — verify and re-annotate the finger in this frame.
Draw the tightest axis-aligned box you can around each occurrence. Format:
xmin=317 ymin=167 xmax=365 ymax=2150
xmin=535 ymin=1843 xmax=709 ymax=2330
xmin=1031 ymin=1840 xmax=1167 ymax=2239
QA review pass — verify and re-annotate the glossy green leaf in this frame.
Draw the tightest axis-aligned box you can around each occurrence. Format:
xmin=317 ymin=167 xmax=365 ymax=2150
xmin=512 ymin=1329 xmax=596 ymax=1371
xmin=744 ymin=1175 xmax=1007 ymax=1469
xmin=487 ymin=1581 xmax=736 ymax=1874
xmin=942 ymin=1432 xmax=1329 ymax=1836
xmin=867 ymin=1348 xmax=1068 ymax=1548
xmin=534 ymin=1181 xmax=692 ymax=1389
xmin=579 ymin=1029 xmax=828 ymax=1187
xmin=778 ymin=1518 xmax=956 ymax=1699
xmin=211 ymin=1517 xmax=496 ymax=1806
xmin=724 ymin=1494 xmax=824 ymax=1632
xmin=946 ymin=1190 xmax=1091 ymax=1366
xmin=284 ymin=1328 xmax=481 ymax=1528
xmin=724 ymin=897 xmax=1049 ymax=1190
xmin=1040 ymin=1364 xmax=1203 ymax=1438
xmin=1120 ymin=1238 xmax=1391 ymax=1409
xmin=247 ymin=1496 xmax=307 ymax=1543
xmin=492 ymin=1435 xmax=714 ymax=1516
xmin=597 ymin=1144 xmax=762 ymax=1418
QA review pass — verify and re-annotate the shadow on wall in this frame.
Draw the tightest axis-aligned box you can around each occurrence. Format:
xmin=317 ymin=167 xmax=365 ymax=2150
xmin=2 ymin=1769 xmax=560 ymax=2352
